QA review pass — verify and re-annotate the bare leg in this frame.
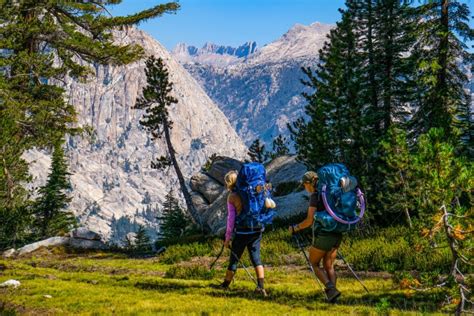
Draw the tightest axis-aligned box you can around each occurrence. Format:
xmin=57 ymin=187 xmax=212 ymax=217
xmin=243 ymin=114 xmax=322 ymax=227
xmin=309 ymin=246 xmax=329 ymax=285
xmin=323 ymin=248 xmax=338 ymax=286
xmin=255 ymin=265 xmax=264 ymax=279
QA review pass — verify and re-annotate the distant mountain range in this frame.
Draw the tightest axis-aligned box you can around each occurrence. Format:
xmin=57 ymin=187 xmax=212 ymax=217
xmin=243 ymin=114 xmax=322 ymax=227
xmin=172 ymin=22 xmax=334 ymax=146
xmin=173 ymin=41 xmax=257 ymax=66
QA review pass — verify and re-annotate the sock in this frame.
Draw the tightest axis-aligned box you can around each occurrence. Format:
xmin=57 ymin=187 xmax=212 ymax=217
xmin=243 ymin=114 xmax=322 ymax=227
xmin=325 ymin=281 xmax=335 ymax=289
xmin=257 ymin=278 xmax=264 ymax=289
xmin=222 ymin=279 xmax=231 ymax=287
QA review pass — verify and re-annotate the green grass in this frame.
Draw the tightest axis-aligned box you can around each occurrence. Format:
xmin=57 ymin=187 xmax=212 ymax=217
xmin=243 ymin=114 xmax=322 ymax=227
xmin=0 ymin=243 xmax=453 ymax=315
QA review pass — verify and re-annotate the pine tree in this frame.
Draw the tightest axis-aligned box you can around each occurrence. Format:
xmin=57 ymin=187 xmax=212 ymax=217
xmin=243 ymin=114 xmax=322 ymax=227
xmin=411 ymin=0 xmax=473 ymax=146
xmin=157 ymin=190 xmax=189 ymax=241
xmin=290 ymin=5 xmax=363 ymax=171
xmin=0 ymin=0 xmax=179 ymax=248
xmin=270 ymin=134 xmax=290 ymax=159
xmin=33 ymin=141 xmax=76 ymax=239
xmin=0 ymin=112 xmax=33 ymax=249
xmin=377 ymin=127 xmax=416 ymax=228
xmin=411 ymin=128 xmax=472 ymax=314
xmin=411 ymin=128 xmax=472 ymax=222
xmin=356 ymin=0 xmax=419 ymax=212
xmin=134 ymin=56 xmax=203 ymax=229
xmin=134 ymin=225 xmax=152 ymax=254
xmin=248 ymin=138 xmax=269 ymax=163
xmin=372 ymin=0 xmax=417 ymax=129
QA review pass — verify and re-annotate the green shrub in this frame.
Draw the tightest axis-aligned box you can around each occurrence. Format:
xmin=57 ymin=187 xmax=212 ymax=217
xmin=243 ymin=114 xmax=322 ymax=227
xmin=340 ymin=226 xmax=452 ymax=273
xmin=159 ymin=225 xmax=462 ymax=274
xmin=165 ymin=264 xmax=216 ymax=280
xmin=159 ymin=239 xmax=221 ymax=264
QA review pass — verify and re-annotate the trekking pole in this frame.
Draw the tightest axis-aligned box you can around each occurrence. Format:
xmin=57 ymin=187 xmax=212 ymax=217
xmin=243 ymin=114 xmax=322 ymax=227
xmin=292 ymin=233 xmax=328 ymax=299
xmin=337 ymin=251 xmax=370 ymax=294
xmin=209 ymin=244 xmax=225 ymax=270
xmin=230 ymin=249 xmax=258 ymax=287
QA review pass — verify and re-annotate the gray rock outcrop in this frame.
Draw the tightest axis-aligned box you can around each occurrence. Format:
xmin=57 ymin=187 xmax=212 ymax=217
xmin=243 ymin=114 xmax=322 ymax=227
xmin=7 ymin=229 xmax=107 ymax=257
xmin=207 ymin=157 xmax=242 ymax=185
xmin=190 ymin=173 xmax=223 ymax=204
xmin=266 ymin=155 xmax=307 ymax=186
xmin=191 ymin=155 xmax=309 ymax=234
xmin=17 ymin=237 xmax=70 ymax=256
xmin=70 ymin=228 xmax=101 ymax=241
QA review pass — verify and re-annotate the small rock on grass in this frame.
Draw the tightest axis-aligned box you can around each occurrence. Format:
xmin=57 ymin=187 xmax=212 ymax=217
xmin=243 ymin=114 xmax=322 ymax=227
xmin=0 ymin=279 xmax=20 ymax=288
xmin=43 ymin=295 xmax=52 ymax=299
xmin=2 ymin=249 xmax=16 ymax=258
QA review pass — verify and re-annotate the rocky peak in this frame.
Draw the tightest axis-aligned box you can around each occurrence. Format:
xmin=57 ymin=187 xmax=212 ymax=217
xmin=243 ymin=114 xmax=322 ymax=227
xmin=173 ymin=41 xmax=258 ymax=66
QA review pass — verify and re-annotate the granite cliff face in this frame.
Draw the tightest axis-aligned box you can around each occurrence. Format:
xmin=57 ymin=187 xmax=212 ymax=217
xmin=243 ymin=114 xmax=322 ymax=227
xmin=26 ymin=28 xmax=247 ymax=243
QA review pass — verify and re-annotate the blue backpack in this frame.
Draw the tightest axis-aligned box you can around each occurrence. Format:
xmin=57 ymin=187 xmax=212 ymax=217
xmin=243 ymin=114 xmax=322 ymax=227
xmin=313 ymin=163 xmax=366 ymax=233
xmin=235 ymin=162 xmax=276 ymax=230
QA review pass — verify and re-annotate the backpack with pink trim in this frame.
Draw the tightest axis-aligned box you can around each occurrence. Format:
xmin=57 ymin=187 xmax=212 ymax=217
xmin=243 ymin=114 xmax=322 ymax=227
xmin=313 ymin=163 xmax=366 ymax=233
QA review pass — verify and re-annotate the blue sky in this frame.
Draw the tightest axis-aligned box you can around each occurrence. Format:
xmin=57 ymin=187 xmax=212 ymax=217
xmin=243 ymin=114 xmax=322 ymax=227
xmin=108 ymin=0 xmax=346 ymax=50
xmin=109 ymin=0 xmax=473 ymax=51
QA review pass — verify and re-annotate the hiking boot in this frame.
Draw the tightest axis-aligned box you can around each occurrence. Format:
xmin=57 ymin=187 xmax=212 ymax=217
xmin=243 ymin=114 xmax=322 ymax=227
xmin=210 ymin=282 xmax=230 ymax=290
xmin=254 ymin=287 xmax=268 ymax=298
xmin=325 ymin=287 xmax=341 ymax=303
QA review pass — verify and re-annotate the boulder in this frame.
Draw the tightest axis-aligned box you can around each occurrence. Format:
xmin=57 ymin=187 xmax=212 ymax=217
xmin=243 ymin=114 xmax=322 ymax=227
xmin=69 ymin=238 xmax=107 ymax=250
xmin=2 ymin=249 xmax=16 ymax=258
xmin=190 ymin=173 xmax=224 ymax=204
xmin=70 ymin=227 xmax=102 ymax=241
xmin=17 ymin=237 xmax=71 ymax=256
xmin=190 ymin=192 xmax=209 ymax=214
xmin=273 ymin=191 xmax=309 ymax=219
xmin=204 ymin=192 xmax=228 ymax=234
xmin=188 ymin=156 xmax=312 ymax=235
xmin=266 ymin=155 xmax=307 ymax=187
xmin=207 ymin=157 xmax=242 ymax=185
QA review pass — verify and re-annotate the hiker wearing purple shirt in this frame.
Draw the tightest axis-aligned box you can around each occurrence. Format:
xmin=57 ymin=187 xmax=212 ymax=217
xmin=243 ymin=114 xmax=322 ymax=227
xmin=215 ymin=170 xmax=267 ymax=297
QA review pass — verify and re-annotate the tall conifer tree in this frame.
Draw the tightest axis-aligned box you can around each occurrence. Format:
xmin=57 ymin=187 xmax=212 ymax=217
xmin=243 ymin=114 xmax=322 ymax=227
xmin=411 ymin=0 xmax=473 ymax=147
xmin=34 ymin=141 xmax=76 ymax=239
xmin=248 ymin=138 xmax=269 ymax=163
xmin=0 ymin=0 xmax=180 ymax=248
xmin=290 ymin=5 xmax=363 ymax=172
xmin=134 ymin=56 xmax=203 ymax=228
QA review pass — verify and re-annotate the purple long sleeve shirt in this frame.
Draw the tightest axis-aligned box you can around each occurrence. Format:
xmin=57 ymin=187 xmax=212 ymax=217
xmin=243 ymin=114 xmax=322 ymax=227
xmin=225 ymin=202 xmax=236 ymax=242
